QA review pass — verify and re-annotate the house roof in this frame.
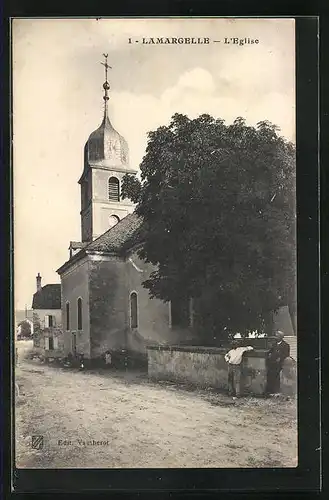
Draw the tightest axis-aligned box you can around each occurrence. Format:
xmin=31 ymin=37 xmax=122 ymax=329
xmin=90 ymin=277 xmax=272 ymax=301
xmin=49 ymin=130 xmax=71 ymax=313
xmin=57 ymin=213 xmax=143 ymax=275
xmin=32 ymin=284 xmax=61 ymax=310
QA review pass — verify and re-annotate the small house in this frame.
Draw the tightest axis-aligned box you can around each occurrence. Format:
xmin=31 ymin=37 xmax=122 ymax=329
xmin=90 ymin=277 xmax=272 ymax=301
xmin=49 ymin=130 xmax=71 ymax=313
xmin=32 ymin=273 xmax=63 ymax=358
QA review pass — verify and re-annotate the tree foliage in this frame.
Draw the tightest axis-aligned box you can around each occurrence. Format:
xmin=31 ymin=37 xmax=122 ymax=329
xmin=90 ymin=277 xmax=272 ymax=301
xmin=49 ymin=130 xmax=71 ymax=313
xmin=18 ymin=320 xmax=32 ymax=337
xmin=122 ymin=113 xmax=296 ymax=338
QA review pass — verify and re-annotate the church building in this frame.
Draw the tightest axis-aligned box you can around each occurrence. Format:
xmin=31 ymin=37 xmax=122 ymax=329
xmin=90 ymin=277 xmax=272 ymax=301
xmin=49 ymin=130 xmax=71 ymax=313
xmin=57 ymin=57 xmax=194 ymax=363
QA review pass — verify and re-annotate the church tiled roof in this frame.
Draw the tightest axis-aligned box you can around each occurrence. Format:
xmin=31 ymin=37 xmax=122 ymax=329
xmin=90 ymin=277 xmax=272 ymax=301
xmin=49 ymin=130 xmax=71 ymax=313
xmin=86 ymin=213 xmax=143 ymax=253
xmin=57 ymin=213 xmax=143 ymax=275
xmin=32 ymin=284 xmax=61 ymax=310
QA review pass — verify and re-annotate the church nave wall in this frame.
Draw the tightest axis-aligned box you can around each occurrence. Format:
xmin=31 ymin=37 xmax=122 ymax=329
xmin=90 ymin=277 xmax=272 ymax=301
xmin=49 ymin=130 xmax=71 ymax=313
xmin=88 ymin=257 xmax=128 ymax=358
xmin=61 ymin=259 xmax=91 ymax=358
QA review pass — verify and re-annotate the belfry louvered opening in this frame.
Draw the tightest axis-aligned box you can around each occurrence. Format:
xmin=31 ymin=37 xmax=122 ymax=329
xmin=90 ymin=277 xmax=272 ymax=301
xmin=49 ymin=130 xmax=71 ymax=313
xmin=108 ymin=177 xmax=120 ymax=201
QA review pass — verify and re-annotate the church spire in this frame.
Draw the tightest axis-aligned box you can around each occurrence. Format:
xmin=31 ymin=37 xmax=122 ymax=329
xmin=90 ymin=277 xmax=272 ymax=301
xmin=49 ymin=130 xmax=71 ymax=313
xmin=101 ymin=53 xmax=111 ymax=119
xmin=83 ymin=54 xmax=131 ymax=168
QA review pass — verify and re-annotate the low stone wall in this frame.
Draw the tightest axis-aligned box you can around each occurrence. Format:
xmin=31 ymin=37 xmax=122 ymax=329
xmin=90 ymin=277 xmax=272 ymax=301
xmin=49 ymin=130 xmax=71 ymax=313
xmin=147 ymin=345 xmax=269 ymax=396
xmin=27 ymin=346 xmax=64 ymax=359
xmin=44 ymin=349 xmax=64 ymax=359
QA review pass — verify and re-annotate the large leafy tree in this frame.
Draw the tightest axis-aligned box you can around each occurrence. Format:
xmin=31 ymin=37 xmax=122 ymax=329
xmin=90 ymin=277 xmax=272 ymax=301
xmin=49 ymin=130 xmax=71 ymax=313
xmin=18 ymin=320 xmax=32 ymax=338
xmin=122 ymin=113 xmax=296 ymax=339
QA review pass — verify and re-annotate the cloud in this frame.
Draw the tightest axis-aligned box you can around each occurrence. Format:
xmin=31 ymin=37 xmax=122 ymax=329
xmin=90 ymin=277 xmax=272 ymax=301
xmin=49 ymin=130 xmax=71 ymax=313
xmin=109 ymin=65 xmax=294 ymax=170
xmin=176 ymin=67 xmax=216 ymax=93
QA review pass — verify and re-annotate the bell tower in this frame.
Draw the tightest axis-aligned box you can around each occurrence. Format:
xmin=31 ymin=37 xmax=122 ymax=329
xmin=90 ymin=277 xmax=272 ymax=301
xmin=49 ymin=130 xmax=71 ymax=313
xmin=79 ymin=54 xmax=138 ymax=242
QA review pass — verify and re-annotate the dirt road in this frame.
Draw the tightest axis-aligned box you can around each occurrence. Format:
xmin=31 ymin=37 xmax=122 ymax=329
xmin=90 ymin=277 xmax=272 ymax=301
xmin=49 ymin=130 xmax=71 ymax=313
xmin=15 ymin=342 xmax=297 ymax=469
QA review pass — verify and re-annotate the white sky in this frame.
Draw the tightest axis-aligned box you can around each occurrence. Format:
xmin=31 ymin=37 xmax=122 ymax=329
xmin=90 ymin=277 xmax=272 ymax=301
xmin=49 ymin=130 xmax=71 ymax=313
xmin=12 ymin=18 xmax=295 ymax=310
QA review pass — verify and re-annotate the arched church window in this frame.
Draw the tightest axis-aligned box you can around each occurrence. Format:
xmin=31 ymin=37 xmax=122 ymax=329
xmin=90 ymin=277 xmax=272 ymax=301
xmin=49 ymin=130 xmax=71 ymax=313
xmin=130 ymin=292 xmax=138 ymax=329
xmin=77 ymin=298 xmax=82 ymax=331
xmin=66 ymin=302 xmax=70 ymax=331
xmin=109 ymin=214 xmax=120 ymax=229
xmin=108 ymin=177 xmax=120 ymax=202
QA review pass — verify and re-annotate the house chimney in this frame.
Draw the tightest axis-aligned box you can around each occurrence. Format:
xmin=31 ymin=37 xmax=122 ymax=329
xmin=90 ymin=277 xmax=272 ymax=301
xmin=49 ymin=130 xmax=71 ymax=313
xmin=36 ymin=273 xmax=42 ymax=292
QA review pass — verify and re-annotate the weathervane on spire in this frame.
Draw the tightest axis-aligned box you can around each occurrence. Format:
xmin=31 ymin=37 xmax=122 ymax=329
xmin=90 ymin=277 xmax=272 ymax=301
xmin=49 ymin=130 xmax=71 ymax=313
xmin=101 ymin=53 xmax=111 ymax=104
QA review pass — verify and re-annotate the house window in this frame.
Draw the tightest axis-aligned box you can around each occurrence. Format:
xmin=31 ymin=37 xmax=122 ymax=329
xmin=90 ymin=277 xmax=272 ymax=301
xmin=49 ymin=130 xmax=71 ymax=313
xmin=45 ymin=336 xmax=54 ymax=350
xmin=53 ymin=336 xmax=59 ymax=350
xmin=108 ymin=177 xmax=120 ymax=201
xmin=66 ymin=302 xmax=70 ymax=330
xmin=130 ymin=292 xmax=138 ymax=329
xmin=45 ymin=315 xmax=54 ymax=328
xmin=77 ymin=298 xmax=82 ymax=331
xmin=170 ymin=297 xmax=190 ymax=328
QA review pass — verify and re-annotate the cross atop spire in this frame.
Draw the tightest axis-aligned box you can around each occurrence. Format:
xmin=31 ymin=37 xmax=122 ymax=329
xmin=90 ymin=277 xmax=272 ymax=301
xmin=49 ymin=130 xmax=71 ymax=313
xmin=101 ymin=54 xmax=111 ymax=111
xmin=101 ymin=53 xmax=111 ymax=82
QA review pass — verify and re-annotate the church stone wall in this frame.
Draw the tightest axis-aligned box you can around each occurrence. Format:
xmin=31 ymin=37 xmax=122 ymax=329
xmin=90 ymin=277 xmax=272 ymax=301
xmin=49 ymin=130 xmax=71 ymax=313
xmin=61 ymin=259 xmax=91 ymax=358
xmin=61 ymin=253 xmax=197 ymax=362
xmin=89 ymin=256 xmax=128 ymax=358
xmin=125 ymin=251 xmax=196 ymax=354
